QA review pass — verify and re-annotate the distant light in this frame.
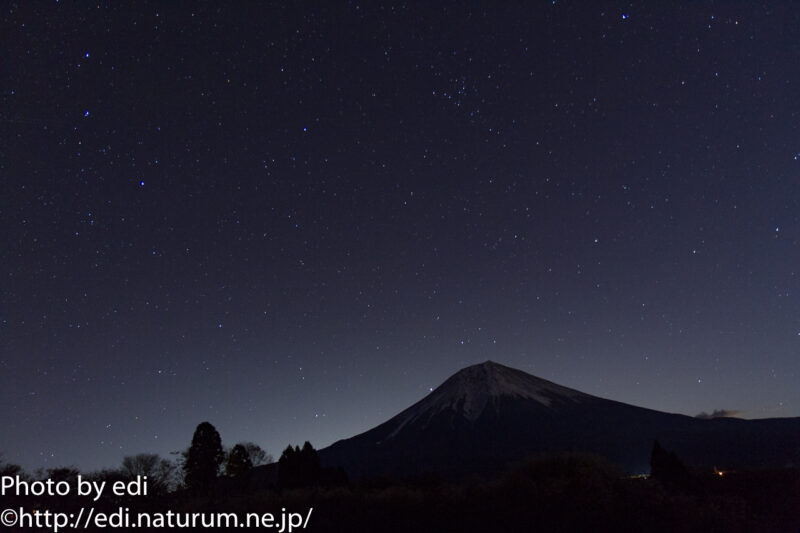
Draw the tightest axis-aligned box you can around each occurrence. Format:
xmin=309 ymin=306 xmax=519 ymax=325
xmin=139 ymin=180 xmax=144 ymax=187
xmin=621 ymin=13 xmax=628 ymax=19
xmin=83 ymin=110 xmax=90 ymax=117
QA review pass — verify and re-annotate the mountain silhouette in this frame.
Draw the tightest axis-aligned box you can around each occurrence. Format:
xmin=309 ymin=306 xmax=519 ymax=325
xmin=318 ymin=361 xmax=800 ymax=478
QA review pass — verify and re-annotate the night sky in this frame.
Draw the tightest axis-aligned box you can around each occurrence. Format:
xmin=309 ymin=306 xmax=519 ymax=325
xmin=3 ymin=2 xmax=800 ymax=472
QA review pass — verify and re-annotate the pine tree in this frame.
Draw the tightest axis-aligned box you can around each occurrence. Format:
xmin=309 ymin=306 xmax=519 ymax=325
xmin=183 ymin=422 xmax=224 ymax=493
xmin=278 ymin=442 xmax=321 ymax=489
xmin=299 ymin=441 xmax=321 ymax=487
xmin=278 ymin=445 xmax=299 ymax=489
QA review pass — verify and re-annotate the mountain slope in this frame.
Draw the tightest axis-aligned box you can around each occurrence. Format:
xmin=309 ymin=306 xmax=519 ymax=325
xmin=319 ymin=361 xmax=800 ymax=478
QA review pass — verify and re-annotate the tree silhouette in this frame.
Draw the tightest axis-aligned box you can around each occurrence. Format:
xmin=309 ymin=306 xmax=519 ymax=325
xmin=277 ymin=445 xmax=299 ymax=488
xmin=121 ymin=453 xmax=177 ymax=495
xmin=183 ymin=422 xmax=224 ymax=493
xmin=225 ymin=444 xmax=253 ymax=477
xmin=241 ymin=442 xmax=272 ymax=466
xmin=278 ymin=441 xmax=321 ymax=489
xmin=0 ymin=454 xmax=23 ymax=477
xmin=46 ymin=467 xmax=80 ymax=484
xmin=299 ymin=441 xmax=321 ymax=485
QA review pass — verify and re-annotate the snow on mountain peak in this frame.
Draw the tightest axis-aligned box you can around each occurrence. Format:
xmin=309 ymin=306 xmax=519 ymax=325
xmin=442 ymin=361 xmax=582 ymax=414
xmin=387 ymin=361 xmax=583 ymax=437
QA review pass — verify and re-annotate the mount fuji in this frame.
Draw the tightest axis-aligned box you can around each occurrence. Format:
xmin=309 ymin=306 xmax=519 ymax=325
xmin=318 ymin=361 xmax=800 ymax=478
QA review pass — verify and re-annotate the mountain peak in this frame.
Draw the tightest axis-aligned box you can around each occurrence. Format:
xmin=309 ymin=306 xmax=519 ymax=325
xmin=444 ymin=361 xmax=583 ymax=411
xmin=470 ymin=360 xmax=505 ymax=370
xmin=387 ymin=362 xmax=584 ymax=437
xmin=458 ymin=360 xmax=516 ymax=375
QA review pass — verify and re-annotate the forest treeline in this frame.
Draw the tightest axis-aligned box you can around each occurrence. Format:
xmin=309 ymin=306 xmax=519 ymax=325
xmin=1 ymin=421 xmax=342 ymax=494
xmin=2 ymin=422 xmax=273 ymax=495
xmin=2 ymin=423 xmax=799 ymax=532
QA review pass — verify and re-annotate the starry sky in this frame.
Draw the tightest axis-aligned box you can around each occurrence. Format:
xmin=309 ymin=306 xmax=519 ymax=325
xmin=3 ymin=2 xmax=800 ymax=472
